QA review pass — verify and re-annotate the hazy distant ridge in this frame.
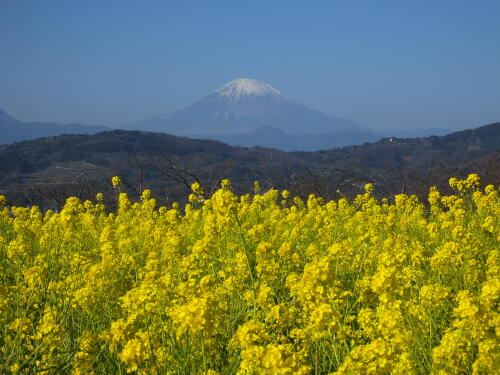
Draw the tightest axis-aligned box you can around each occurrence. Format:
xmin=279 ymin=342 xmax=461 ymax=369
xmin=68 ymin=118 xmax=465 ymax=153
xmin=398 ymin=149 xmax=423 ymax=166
xmin=0 ymin=108 xmax=109 ymax=145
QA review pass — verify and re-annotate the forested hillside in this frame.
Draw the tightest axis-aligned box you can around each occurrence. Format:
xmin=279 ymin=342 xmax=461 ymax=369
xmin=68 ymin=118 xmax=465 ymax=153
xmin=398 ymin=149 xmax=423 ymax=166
xmin=0 ymin=123 xmax=498 ymax=209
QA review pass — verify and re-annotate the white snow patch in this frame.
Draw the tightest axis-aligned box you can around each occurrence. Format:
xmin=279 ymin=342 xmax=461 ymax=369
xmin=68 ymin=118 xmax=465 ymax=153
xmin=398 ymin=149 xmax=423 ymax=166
xmin=215 ymin=78 xmax=282 ymax=99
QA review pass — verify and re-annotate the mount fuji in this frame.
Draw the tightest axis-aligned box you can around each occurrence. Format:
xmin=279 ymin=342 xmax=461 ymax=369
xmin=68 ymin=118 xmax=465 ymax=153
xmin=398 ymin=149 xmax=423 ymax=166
xmin=125 ymin=79 xmax=373 ymax=144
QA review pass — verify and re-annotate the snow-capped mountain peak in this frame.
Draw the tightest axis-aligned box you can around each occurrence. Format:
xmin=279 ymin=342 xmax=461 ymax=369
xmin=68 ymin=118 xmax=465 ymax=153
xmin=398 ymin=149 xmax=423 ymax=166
xmin=127 ymin=77 xmax=365 ymax=137
xmin=215 ymin=78 xmax=281 ymax=99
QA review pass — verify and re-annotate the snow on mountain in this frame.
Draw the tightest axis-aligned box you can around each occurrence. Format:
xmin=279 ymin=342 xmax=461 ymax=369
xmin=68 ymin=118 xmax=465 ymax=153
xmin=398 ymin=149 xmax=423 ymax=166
xmin=125 ymin=78 xmax=366 ymax=136
xmin=215 ymin=78 xmax=282 ymax=99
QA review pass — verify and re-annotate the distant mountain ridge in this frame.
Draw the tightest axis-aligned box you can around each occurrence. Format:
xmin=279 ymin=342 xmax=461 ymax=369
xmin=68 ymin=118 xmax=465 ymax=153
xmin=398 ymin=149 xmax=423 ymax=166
xmin=0 ymin=108 xmax=15 ymax=122
xmin=382 ymin=128 xmax=453 ymax=138
xmin=194 ymin=125 xmax=383 ymax=151
xmin=0 ymin=108 xmax=109 ymax=145
xmin=0 ymin=78 xmax=492 ymax=151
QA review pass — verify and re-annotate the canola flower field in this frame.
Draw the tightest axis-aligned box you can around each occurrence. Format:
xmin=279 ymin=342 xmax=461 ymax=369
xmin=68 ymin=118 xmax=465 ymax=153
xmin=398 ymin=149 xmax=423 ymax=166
xmin=0 ymin=174 xmax=498 ymax=374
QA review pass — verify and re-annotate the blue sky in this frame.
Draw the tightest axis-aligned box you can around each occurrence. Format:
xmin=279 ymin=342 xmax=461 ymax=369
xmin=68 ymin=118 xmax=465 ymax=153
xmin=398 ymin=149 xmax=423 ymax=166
xmin=1 ymin=0 xmax=499 ymax=131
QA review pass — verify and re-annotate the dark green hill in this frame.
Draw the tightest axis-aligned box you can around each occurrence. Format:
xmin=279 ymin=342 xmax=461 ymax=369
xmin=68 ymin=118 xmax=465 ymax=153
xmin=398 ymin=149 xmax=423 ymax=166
xmin=0 ymin=123 xmax=498 ymax=209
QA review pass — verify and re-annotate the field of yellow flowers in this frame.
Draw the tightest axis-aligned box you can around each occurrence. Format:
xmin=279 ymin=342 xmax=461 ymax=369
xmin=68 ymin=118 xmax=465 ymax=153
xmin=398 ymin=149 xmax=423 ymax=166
xmin=0 ymin=174 xmax=498 ymax=374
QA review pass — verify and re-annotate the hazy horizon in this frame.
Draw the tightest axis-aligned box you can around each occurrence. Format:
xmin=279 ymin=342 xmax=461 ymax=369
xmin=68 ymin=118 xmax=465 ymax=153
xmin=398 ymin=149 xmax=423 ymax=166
xmin=1 ymin=1 xmax=499 ymax=132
